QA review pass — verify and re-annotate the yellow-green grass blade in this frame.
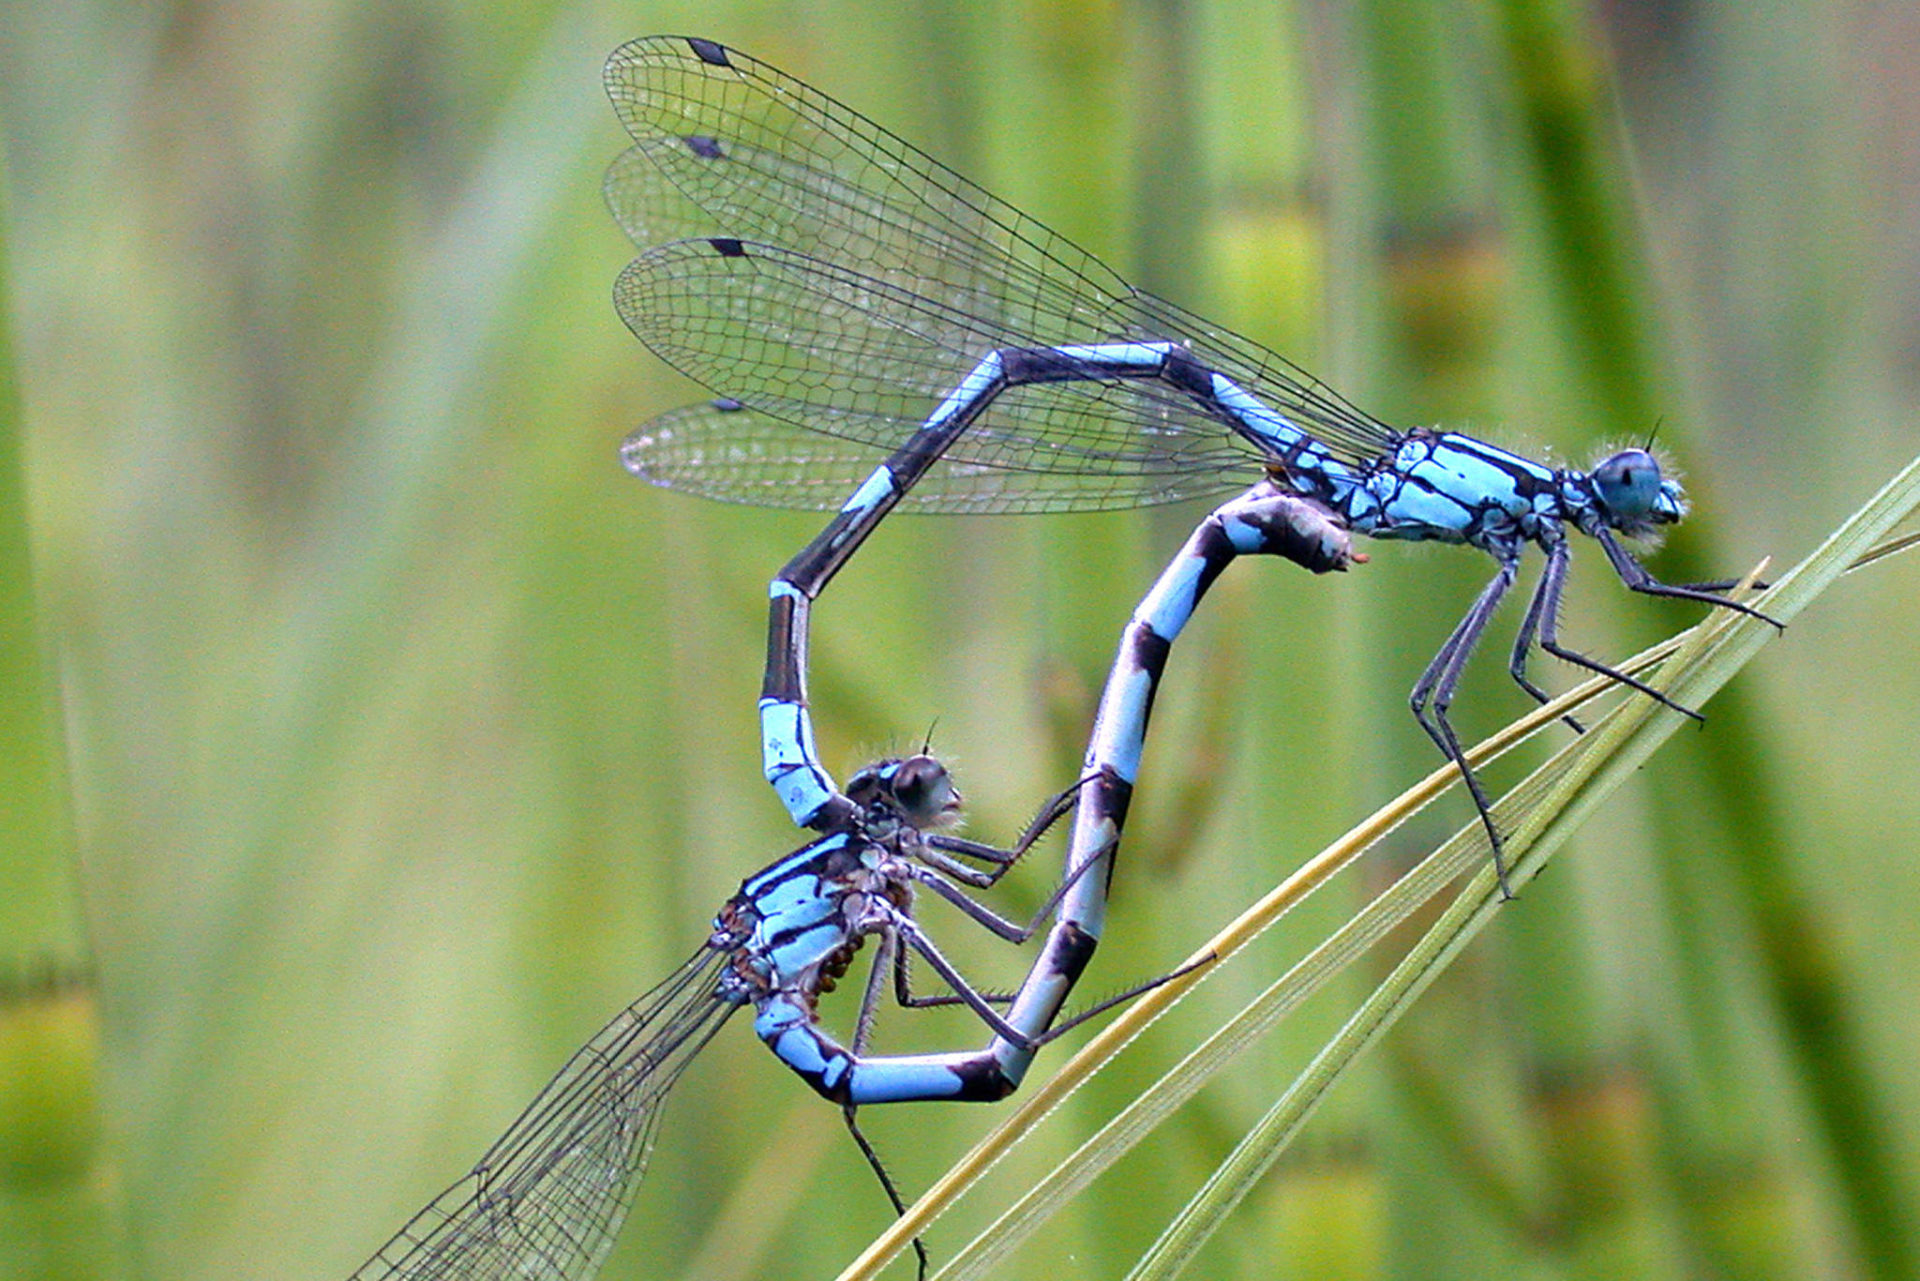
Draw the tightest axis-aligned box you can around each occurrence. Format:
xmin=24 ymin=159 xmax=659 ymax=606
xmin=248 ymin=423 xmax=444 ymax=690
xmin=826 ymin=448 xmax=1920 ymax=1281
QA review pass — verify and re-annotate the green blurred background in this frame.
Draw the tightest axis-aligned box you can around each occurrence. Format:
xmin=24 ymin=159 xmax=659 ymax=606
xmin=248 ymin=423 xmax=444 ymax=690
xmin=3 ymin=0 xmax=1918 ymax=1278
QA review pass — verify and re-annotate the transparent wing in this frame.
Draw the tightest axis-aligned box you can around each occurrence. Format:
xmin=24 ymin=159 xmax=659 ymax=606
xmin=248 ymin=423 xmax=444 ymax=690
xmin=621 ymin=394 xmax=1247 ymax=515
xmin=347 ymin=946 xmax=739 ymax=1281
xmin=602 ymin=35 xmax=1398 ymax=513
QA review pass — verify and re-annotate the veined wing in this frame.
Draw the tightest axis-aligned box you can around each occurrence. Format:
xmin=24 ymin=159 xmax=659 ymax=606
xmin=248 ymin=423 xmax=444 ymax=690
xmin=347 ymin=947 xmax=739 ymax=1281
xmin=614 ymin=241 xmax=1255 ymax=511
xmin=620 ymin=398 xmax=1238 ymax=513
xmin=602 ymin=35 xmax=1397 ymax=511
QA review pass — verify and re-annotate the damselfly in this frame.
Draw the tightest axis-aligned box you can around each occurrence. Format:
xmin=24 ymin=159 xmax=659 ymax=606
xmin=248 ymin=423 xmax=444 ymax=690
xmin=604 ymin=36 xmax=1776 ymax=892
xmin=347 ymin=756 xmax=1098 ymax=1280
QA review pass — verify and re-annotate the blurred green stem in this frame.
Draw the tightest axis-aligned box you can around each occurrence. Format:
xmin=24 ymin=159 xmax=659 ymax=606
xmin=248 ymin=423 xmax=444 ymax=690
xmin=1489 ymin=2 xmax=1917 ymax=1276
xmin=1490 ymin=0 xmax=1657 ymax=424
xmin=0 ymin=145 xmax=122 ymax=1279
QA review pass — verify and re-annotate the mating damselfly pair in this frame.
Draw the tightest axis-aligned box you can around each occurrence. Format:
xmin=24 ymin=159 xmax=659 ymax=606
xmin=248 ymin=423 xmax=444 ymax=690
xmin=345 ymin=34 xmax=1770 ymax=1280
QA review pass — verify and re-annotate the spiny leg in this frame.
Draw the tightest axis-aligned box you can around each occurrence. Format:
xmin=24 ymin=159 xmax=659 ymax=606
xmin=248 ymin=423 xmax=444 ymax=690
xmin=890 ymin=892 xmax=1164 ymax=1051
xmin=884 ymin=923 xmax=1214 ymax=1041
xmin=1673 ymin=575 xmax=1770 ymax=594
xmin=1530 ymin=529 xmax=1782 ymax=736
xmin=882 ymin=883 xmax=1216 ymax=1047
xmin=918 ymin=773 xmax=1096 ymax=888
xmin=894 ymin=915 xmax=1040 ymax=1047
xmin=1595 ymin=527 xmax=1782 ymax=627
xmin=890 ymin=941 xmax=1014 ymax=1012
xmin=1534 ymin=540 xmax=1712 ymax=720
xmin=910 ymin=829 xmax=1116 ymax=945
xmin=851 ymin=928 xmax=900 ymax=1056
xmin=859 ymin=920 xmax=1016 ymax=1032
xmin=1026 ymin=951 xmax=1220 ymax=1047
xmin=842 ymin=1105 xmax=930 ymax=1281
xmin=1411 ymin=559 xmax=1518 ymax=897
xmin=1509 ymin=538 xmax=1586 ymax=733
xmin=1537 ymin=638 xmax=1705 ymax=722
xmin=890 ymin=825 xmax=1144 ymax=1060
xmin=890 ymin=830 xmax=1123 ymax=1023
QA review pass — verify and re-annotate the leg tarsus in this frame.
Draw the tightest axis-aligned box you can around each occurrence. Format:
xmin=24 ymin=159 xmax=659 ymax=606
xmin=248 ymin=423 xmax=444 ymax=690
xmin=898 ymin=917 xmax=1037 ymax=1047
xmin=1411 ymin=559 xmax=1519 ymax=899
xmin=912 ymin=828 xmax=1115 ymax=945
xmin=1030 ymin=951 xmax=1219 ymax=1047
xmin=843 ymin=1105 xmax=930 ymax=1281
xmin=1531 ymin=545 xmax=1707 ymax=721
xmin=922 ymin=770 xmax=1097 ymax=885
xmin=1596 ymin=528 xmax=1782 ymax=629
xmin=1538 ymin=636 xmax=1706 ymax=722
xmin=1509 ymin=539 xmax=1585 ymax=734
xmin=889 ymin=932 xmax=1013 ymax=1010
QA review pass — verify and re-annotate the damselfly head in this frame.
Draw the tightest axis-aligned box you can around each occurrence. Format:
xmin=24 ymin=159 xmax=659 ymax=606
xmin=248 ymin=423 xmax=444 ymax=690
xmin=848 ymin=755 xmax=962 ymax=829
xmin=1589 ymin=447 xmax=1687 ymax=534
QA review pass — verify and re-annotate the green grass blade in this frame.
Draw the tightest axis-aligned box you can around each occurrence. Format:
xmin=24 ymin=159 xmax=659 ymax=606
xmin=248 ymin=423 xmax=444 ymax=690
xmin=0 ymin=138 xmax=124 ymax=1281
xmin=1122 ymin=450 xmax=1920 ymax=1277
xmin=834 ymin=584 xmax=1698 ymax=1279
xmin=926 ymin=649 xmax=1670 ymax=1281
xmin=822 ymin=450 xmax=1920 ymax=1281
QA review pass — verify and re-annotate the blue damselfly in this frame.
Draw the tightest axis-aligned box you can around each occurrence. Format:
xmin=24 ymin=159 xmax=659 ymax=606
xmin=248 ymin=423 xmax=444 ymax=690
xmin=347 ymin=756 xmax=1102 ymax=1280
xmin=605 ymin=36 xmax=1775 ymax=895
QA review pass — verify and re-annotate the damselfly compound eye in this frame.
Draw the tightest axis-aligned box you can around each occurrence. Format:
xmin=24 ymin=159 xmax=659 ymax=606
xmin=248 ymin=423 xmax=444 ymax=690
xmin=1591 ymin=448 xmax=1665 ymax=522
xmin=889 ymin=754 xmax=958 ymax=826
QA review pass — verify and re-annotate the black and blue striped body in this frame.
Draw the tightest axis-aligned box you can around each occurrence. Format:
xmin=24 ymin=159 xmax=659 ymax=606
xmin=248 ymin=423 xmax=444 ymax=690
xmin=345 ymin=754 xmax=1055 ymax=1280
xmin=721 ymin=804 xmax=1014 ymax=1104
xmin=761 ymin=480 xmax=1360 ymax=1102
xmin=608 ymin=36 xmax=1771 ymax=895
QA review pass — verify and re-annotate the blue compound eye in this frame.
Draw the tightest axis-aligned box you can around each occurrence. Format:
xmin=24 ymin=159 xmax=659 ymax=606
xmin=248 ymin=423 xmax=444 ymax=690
xmin=1591 ymin=448 xmax=1664 ymax=521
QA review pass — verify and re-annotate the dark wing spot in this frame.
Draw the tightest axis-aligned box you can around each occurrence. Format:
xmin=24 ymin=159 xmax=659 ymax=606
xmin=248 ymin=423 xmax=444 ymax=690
xmin=687 ymin=37 xmax=731 ymax=67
